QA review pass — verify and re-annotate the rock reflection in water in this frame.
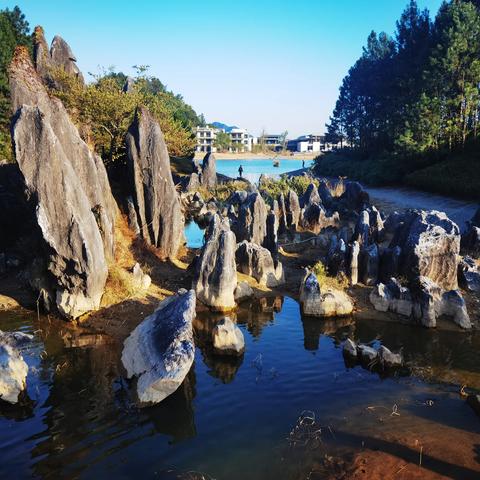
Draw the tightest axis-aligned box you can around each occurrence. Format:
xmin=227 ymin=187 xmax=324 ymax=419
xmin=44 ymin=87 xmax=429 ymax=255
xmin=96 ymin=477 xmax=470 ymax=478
xmin=193 ymin=312 xmax=244 ymax=383
xmin=301 ymin=315 xmax=355 ymax=351
xmin=237 ymin=296 xmax=284 ymax=338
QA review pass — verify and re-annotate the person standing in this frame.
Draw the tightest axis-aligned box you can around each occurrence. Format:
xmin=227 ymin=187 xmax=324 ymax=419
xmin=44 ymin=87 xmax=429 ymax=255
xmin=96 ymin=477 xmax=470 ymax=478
xmin=238 ymin=165 xmax=244 ymax=178
xmin=302 ymin=159 xmax=305 ymax=169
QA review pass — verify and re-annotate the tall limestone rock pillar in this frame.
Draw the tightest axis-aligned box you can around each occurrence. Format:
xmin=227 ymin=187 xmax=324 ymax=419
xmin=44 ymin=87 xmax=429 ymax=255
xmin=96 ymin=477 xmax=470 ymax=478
xmin=126 ymin=107 xmax=184 ymax=259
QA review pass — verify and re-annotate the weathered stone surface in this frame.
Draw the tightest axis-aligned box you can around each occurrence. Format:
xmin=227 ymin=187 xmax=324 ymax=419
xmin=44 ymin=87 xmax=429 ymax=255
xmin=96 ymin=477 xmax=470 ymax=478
xmin=186 ymin=172 xmax=200 ymax=192
xmin=391 ymin=210 xmax=460 ymax=290
xmin=368 ymin=206 xmax=385 ymax=242
xmin=236 ymin=241 xmax=284 ymax=287
xmin=458 ymin=256 xmax=480 ymax=293
xmin=354 ymin=210 xmax=370 ymax=245
xmin=301 ymin=203 xmax=340 ymax=234
xmin=234 ymin=192 xmax=268 ymax=245
xmin=200 ymin=152 xmax=216 ymax=188
xmin=299 ymin=271 xmax=353 ymax=317
xmin=212 ymin=317 xmax=245 ymax=356
xmin=33 ymin=27 xmax=84 ymax=84
xmin=234 ymin=281 xmax=254 ymax=303
xmin=300 ymin=183 xmax=320 ymax=208
xmin=126 ymin=196 xmax=140 ymax=235
xmin=370 ymin=279 xmax=413 ymax=317
xmin=359 ymin=243 xmax=379 ymax=286
xmin=343 ymin=338 xmax=357 ymax=358
xmin=378 ymin=345 xmax=403 ymax=368
xmin=384 ymin=211 xmax=405 ymax=234
xmin=285 ymin=190 xmax=301 ymax=231
xmin=263 ymin=211 xmax=279 ymax=267
xmin=132 ymin=263 xmax=151 ymax=291
xmin=12 ymin=104 xmax=109 ymax=318
xmin=276 ymin=194 xmax=288 ymax=235
xmin=340 ymin=181 xmax=369 ymax=211
xmin=358 ymin=344 xmax=378 ymax=363
xmin=379 ymin=246 xmax=401 ymax=283
xmin=318 ymin=181 xmax=333 ymax=207
xmin=122 ymin=76 xmax=135 ymax=93
xmin=0 ymin=330 xmax=33 ymax=348
xmin=327 ymin=237 xmax=347 ymax=276
xmin=348 ymin=241 xmax=360 ymax=286
xmin=411 ymin=277 xmax=471 ymax=329
xmin=121 ymin=289 xmax=196 ymax=405
xmin=193 ymin=214 xmax=237 ymax=310
xmin=461 ymin=225 xmax=480 ymax=259
xmin=0 ymin=342 xmax=28 ymax=404
xmin=126 ymin=106 xmax=184 ymax=258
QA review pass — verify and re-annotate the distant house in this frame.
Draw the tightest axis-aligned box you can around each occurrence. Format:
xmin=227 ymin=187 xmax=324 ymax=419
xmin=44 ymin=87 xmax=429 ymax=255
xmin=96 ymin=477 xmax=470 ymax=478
xmin=195 ymin=123 xmax=254 ymax=153
xmin=287 ymin=134 xmax=344 ymax=153
xmin=258 ymin=134 xmax=284 ymax=151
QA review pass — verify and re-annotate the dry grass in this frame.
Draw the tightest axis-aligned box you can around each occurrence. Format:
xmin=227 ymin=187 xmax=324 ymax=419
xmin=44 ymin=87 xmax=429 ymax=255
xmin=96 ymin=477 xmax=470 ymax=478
xmin=311 ymin=260 xmax=348 ymax=291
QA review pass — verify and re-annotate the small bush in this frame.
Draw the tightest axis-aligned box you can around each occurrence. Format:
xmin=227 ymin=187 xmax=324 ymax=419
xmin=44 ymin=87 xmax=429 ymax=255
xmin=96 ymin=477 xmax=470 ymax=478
xmin=311 ymin=261 xmax=348 ymax=291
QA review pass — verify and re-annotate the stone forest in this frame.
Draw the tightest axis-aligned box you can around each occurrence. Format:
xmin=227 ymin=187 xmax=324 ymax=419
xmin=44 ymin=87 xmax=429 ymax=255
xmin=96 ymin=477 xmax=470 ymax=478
xmin=1 ymin=5 xmax=480 ymax=480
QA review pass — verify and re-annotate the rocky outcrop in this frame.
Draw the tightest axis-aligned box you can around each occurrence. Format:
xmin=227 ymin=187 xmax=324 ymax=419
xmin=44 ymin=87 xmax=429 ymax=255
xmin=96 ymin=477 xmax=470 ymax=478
xmin=193 ymin=214 xmax=237 ymax=311
xmin=299 ymin=270 xmax=353 ymax=317
xmin=126 ymin=107 xmax=184 ymax=259
xmin=234 ymin=192 xmax=268 ymax=245
xmin=458 ymin=256 xmax=480 ymax=293
xmin=263 ymin=211 xmax=279 ymax=267
xmin=300 ymin=183 xmax=320 ymax=208
xmin=236 ymin=241 xmax=285 ymax=287
xmin=359 ymin=243 xmax=379 ymax=286
xmin=121 ymin=289 xmax=196 ymax=405
xmin=370 ymin=276 xmax=471 ymax=329
xmin=301 ymin=203 xmax=340 ymax=234
xmin=277 ymin=193 xmax=288 ymax=234
xmin=234 ymin=281 xmax=254 ymax=303
xmin=343 ymin=339 xmax=403 ymax=369
xmin=340 ymin=181 xmax=369 ymax=211
xmin=390 ymin=210 xmax=460 ymax=290
xmin=0 ymin=342 xmax=28 ymax=404
xmin=10 ymin=47 xmax=116 ymax=318
xmin=200 ymin=152 xmax=217 ymax=188
xmin=285 ymin=190 xmax=301 ymax=231
xmin=132 ymin=263 xmax=151 ymax=291
xmin=348 ymin=241 xmax=360 ymax=286
xmin=33 ymin=27 xmax=84 ymax=84
xmin=212 ymin=317 xmax=245 ymax=356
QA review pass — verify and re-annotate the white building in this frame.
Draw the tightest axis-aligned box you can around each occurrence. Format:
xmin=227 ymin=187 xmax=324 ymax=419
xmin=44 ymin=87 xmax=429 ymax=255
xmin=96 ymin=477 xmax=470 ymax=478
xmin=195 ymin=125 xmax=254 ymax=153
xmin=286 ymin=134 xmax=345 ymax=153
xmin=195 ymin=126 xmax=219 ymax=153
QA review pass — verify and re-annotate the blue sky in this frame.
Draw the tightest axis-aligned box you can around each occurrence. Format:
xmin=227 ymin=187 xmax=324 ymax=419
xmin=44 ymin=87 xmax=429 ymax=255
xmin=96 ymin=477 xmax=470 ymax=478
xmin=3 ymin=0 xmax=444 ymax=137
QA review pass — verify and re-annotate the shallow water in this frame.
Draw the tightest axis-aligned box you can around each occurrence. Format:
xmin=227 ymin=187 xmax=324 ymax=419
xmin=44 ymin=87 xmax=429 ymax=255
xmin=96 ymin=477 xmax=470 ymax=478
xmin=216 ymin=158 xmax=313 ymax=183
xmin=1 ymin=297 xmax=480 ymax=479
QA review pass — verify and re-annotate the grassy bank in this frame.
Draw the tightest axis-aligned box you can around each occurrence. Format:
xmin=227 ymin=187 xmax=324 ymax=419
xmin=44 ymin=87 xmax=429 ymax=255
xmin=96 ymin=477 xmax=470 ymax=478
xmin=314 ymin=148 xmax=480 ymax=200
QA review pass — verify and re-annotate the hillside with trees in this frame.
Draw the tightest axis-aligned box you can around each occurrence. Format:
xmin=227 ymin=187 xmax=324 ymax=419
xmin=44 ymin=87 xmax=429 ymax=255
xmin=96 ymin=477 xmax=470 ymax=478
xmin=319 ymin=0 xmax=480 ymax=199
xmin=0 ymin=6 xmax=201 ymax=165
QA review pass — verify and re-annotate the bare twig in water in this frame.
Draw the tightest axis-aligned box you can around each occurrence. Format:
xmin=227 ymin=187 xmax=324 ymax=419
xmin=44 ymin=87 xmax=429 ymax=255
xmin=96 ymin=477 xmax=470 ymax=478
xmin=419 ymin=446 xmax=423 ymax=466
xmin=395 ymin=464 xmax=407 ymax=475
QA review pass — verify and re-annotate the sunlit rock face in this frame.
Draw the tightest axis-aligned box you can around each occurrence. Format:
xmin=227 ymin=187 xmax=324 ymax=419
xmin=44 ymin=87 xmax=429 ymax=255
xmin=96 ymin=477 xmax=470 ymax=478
xmin=121 ymin=289 xmax=196 ymax=405
xmin=390 ymin=210 xmax=460 ymax=291
xmin=9 ymin=47 xmax=116 ymax=319
xmin=193 ymin=214 xmax=237 ymax=311
xmin=236 ymin=240 xmax=284 ymax=287
xmin=234 ymin=192 xmax=268 ymax=245
xmin=212 ymin=317 xmax=245 ymax=356
xmin=33 ymin=27 xmax=84 ymax=84
xmin=0 ymin=342 xmax=28 ymax=404
xmin=299 ymin=271 xmax=353 ymax=317
xmin=199 ymin=152 xmax=217 ymax=189
xmin=126 ymin=106 xmax=184 ymax=259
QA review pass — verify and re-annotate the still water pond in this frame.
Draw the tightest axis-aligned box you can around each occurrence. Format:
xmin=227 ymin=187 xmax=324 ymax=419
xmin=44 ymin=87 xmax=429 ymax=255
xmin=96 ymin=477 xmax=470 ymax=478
xmin=1 ymin=297 xmax=480 ymax=479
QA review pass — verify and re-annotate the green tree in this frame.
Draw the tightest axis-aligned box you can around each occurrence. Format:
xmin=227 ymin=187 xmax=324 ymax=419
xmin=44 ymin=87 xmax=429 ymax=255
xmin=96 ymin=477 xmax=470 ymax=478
xmin=213 ymin=131 xmax=231 ymax=152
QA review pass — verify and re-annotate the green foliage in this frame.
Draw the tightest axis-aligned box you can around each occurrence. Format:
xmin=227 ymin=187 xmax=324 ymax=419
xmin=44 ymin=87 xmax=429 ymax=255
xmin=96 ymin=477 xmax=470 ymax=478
xmin=0 ymin=6 xmax=32 ymax=161
xmin=327 ymin=0 xmax=480 ymax=154
xmin=197 ymin=180 xmax=247 ymax=203
xmin=259 ymin=175 xmax=318 ymax=203
xmin=214 ymin=131 xmax=232 ymax=152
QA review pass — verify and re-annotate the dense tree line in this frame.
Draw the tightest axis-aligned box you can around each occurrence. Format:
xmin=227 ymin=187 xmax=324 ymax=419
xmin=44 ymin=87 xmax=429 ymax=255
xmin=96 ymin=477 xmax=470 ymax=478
xmin=0 ymin=6 xmax=201 ymax=162
xmin=326 ymin=0 xmax=480 ymax=156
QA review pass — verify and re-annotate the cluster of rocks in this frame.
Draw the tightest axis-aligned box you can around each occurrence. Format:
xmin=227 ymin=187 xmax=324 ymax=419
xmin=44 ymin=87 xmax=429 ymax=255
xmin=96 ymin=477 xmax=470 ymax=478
xmin=3 ymin=28 xmax=185 ymax=319
xmin=343 ymin=338 xmax=403 ymax=370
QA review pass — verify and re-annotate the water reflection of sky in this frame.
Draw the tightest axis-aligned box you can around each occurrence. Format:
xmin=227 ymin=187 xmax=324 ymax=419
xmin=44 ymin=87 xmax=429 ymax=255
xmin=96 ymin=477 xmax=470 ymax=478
xmin=184 ymin=221 xmax=205 ymax=248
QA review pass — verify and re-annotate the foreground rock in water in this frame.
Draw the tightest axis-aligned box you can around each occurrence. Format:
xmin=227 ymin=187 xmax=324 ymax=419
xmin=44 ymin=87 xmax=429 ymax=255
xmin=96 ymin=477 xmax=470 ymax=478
xmin=10 ymin=48 xmax=117 ymax=318
xmin=343 ymin=339 xmax=403 ymax=369
xmin=390 ymin=210 xmax=460 ymax=290
xmin=370 ymin=276 xmax=471 ymax=329
xmin=212 ymin=317 xmax=245 ymax=356
xmin=33 ymin=26 xmax=84 ymax=84
xmin=126 ymin=107 xmax=184 ymax=258
xmin=236 ymin=241 xmax=285 ymax=287
xmin=299 ymin=271 xmax=353 ymax=317
xmin=193 ymin=214 xmax=237 ymax=311
xmin=0 ymin=342 xmax=28 ymax=404
xmin=121 ymin=289 xmax=196 ymax=405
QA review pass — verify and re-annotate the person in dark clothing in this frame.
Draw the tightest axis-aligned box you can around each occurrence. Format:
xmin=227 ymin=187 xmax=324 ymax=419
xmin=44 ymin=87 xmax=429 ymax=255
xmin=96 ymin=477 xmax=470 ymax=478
xmin=238 ymin=165 xmax=244 ymax=178
xmin=302 ymin=160 xmax=305 ymax=168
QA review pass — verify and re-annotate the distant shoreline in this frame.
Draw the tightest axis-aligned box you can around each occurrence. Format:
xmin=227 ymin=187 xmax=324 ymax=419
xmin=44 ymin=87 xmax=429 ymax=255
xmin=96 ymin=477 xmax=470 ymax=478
xmin=193 ymin=152 xmax=318 ymax=160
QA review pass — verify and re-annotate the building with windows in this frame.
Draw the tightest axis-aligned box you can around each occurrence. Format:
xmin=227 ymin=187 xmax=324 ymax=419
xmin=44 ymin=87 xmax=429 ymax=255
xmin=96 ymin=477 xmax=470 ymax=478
xmin=258 ymin=133 xmax=284 ymax=151
xmin=195 ymin=124 xmax=254 ymax=153
xmin=287 ymin=134 xmax=345 ymax=153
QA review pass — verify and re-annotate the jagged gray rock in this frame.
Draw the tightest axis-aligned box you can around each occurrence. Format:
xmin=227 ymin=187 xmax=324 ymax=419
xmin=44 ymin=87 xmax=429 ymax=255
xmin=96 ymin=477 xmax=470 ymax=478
xmin=234 ymin=281 xmax=254 ymax=303
xmin=236 ymin=240 xmax=284 ymax=287
xmin=121 ymin=289 xmax=196 ymax=405
xmin=126 ymin=106 xmax=184 ymax=259
xmin=300 ymin=183 xmax=320 ymax=208
xmin=10 ymin=48 xmax=116 ymax=318
xmin=359 ymin=243 xmax=379 ymax=286
xmin=200 ymin=152 xmax=217 ymax=188
xmin=391 ymin=210 xmax=460 ymax=290
xmin=370 ymin=278 xmax=413 ymax=317
xmin=193 ymin=214 xmax=237 ymax=310
xmin=301 ymin=203 xmax=340 ymax=234
xmin=277 ymin=193 xmax=288 ymax=234
xmin=379 ymin=246 xmax=401 ymax=283
xmin=235 ymin=192 xmax=268 ymax=245
xmin=348 ymin=241 xmax=360 ymax=286
xmin=285 ymin=190 xmax=301 ymax=231
xmin=458 ymin=256 xmax=480 ymax=293
xmin=0 ymin=342 xmax=28 ymax=404
xmin=299 ymin=270 xmax=353 ymax=317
